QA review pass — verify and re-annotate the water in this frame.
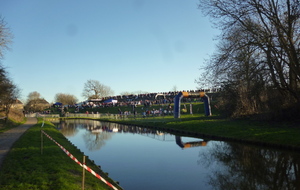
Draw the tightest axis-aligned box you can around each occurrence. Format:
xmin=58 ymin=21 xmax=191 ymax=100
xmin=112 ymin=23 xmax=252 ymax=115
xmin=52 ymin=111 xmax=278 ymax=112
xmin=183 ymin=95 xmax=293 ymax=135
xmin=54 ymin=119 xmax=300 ymax=190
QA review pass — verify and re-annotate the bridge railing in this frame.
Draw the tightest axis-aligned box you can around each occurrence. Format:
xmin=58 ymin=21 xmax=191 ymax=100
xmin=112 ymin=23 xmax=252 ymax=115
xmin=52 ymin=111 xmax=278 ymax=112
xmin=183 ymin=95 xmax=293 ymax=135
xmin=26 ymin=113 xmax=60 ymax=118
xmin=26 ymin=112 xmax=165 ymax=120
xmin=65 ymin=113 xmax=129 ymax=120
xmin=65 ymin=113 xmax=150 ymax=120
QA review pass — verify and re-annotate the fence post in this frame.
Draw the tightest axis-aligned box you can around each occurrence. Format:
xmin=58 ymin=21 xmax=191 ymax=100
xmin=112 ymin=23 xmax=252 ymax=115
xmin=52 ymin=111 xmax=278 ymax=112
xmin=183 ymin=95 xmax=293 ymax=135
xmin=82 ymin=155 xmax=86 ymax=190
xmin=41 ymin=119 xmax=44 ymax=155
xmin=41 ymin=130 xmax=43 ymax=155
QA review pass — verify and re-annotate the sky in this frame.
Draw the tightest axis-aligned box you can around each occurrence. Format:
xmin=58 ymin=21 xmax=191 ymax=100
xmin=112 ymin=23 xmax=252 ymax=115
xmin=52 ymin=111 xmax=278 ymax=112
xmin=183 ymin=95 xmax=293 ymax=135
xmin=0 ymin=0 xmax=220 ymax=103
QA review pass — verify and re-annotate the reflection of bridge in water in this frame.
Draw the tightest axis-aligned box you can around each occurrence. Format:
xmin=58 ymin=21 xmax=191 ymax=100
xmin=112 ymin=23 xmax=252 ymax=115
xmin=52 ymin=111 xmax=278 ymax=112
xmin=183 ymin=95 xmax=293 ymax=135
xmin=139 ymin=131 xmax=174 ymax=142
xmin=59 ymin=119 xmax=209 ymax=148
xmin=61 ymin=119 xmax=174 ymax=140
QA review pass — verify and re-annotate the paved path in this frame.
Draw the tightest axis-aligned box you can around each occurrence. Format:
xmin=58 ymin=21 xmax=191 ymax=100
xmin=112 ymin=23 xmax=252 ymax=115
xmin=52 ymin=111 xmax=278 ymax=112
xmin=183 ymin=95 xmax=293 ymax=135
xmin=0 ymin=117 xmax=37 ymax=168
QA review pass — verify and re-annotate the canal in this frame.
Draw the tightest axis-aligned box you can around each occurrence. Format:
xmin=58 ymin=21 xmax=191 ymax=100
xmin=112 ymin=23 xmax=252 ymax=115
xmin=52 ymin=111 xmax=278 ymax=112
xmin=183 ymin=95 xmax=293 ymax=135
xmin=54 ymin=119 xmax=300 ymax=190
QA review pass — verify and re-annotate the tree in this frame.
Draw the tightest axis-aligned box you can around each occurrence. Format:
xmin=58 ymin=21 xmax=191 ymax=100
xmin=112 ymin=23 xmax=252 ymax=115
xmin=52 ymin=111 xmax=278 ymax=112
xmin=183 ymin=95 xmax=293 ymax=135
xmin=120 ymin=90 xmax=149 ymax=96
xmin=0 ymin=17 xmax=17 ymax=122
xmin=171 ymin=85 xmax=178 ymax=92
xmin=0 ymin=81 xmax=20 ymax=122
xmin=0 ymin=66 xmax=20 ymax=122
xmin=197 ymin=0 xmax=300 ymax=118
xmin=24 ymin=91 xmax=49 ymax=112
xmin=26 ymin=91 xmax=41 ymax=111
xmin=54 ymin=93 xmax=78 ymax=105
xmin=0 ymin=16 xmax=13 ymax=59
xmin=82 ymin=80 xmax=114 ymax=100
xmin=27 ymin=91 xmax=41 ymax=100
xmin=197 ymin=27 xmax=269 ymax=116
xmin=120 ymin=91 xmax=132 ymax=96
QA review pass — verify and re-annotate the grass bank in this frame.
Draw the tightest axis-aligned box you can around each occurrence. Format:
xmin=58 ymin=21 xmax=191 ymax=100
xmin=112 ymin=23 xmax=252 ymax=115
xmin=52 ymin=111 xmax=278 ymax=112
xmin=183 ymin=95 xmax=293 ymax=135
xmin=0 ymin=118 xmax=25 ymax=133
xmin=98 ymin=114 xmax=300 ymax=150
xmin=0 ymin=109 xmax=26 ymax=133
xmin=0 ymin=119 xmax=122 ymax=190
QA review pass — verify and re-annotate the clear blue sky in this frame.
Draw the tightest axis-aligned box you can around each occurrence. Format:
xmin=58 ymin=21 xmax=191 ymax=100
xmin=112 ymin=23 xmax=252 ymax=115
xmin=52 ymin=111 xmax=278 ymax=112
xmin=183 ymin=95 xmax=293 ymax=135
xmin=0 ymin=0 xmax=219 ymax=103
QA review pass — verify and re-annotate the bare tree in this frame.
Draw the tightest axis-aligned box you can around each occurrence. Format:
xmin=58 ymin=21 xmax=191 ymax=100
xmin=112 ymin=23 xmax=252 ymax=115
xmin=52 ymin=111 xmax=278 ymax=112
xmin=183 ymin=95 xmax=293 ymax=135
xmin=27 ymin=91 xmax=41 ymax=100
xmin=24 ymin=91 xmax=49 ymax=112
xmin=198 ymin=0 xmax=300 ymax=117
xmin=120 ymin=90 xmax=149 ymax=96
xmin=0 ymin=16 xmax=13 ymax=59
xmin=0 ymin=17 xmax=17 ymax=122
xmin=120 ymin=91 xmax=132 ymax=96
xmin=82 ymin=80 xmax=114 ymax=100
xmin=25 ymin=91 xmax=40 ymax=111
xmin=54 ymin=93 xmax=78 ymax=105
xmin=171 ymin=85 xmax=178 ymax=92
xmin=199 ymin=0 xmax=300 ymax=96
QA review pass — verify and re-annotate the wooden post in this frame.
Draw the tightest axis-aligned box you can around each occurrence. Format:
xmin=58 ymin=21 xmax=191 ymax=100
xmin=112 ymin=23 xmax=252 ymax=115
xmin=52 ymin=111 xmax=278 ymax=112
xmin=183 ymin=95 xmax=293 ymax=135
xmin=41 ymin=119 xmax=44 ymax=155
xmin=41 ymin=130 xmax=43 ymax=155
xmin=82 ymin=155 xmax=86 ymax=190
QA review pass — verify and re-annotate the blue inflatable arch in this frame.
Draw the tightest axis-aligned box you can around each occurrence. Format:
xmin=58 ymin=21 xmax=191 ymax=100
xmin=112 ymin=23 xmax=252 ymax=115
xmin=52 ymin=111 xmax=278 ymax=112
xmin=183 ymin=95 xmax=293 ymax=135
xmin=174 ymin=91 xmax=211 ymax=118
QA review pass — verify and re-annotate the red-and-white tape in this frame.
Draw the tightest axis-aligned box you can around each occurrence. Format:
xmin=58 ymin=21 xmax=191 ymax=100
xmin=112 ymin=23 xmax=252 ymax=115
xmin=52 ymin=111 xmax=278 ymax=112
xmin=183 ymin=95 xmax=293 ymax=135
xmin=41 ymin=130 xmax=119 ymax=190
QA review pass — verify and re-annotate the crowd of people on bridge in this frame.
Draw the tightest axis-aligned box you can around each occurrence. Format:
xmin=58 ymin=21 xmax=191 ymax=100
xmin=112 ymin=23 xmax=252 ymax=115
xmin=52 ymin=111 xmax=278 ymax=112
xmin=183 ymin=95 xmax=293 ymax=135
xmin=51 ymin=89 xmax=220 ymax=115
xmin=81 ymin=89 xmax=219 ymax=109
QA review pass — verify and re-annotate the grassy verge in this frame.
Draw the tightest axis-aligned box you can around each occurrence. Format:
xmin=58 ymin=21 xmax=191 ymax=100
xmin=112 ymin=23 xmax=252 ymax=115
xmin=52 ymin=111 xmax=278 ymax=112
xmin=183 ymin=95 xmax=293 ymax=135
xmin=0 ymin=117 xmax=26 ymax=133
xmin=0 ymin=119 xmax=122 ymax=190
xmin=100 ymin=114 xmax=300 ymax=150
xmin=0 ymin=109 xmax=27 ymax=133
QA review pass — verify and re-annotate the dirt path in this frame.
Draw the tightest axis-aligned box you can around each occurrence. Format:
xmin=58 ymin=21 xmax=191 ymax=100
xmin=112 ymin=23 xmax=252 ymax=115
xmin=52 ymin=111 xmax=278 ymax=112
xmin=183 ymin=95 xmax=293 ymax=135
xmin=0 ymin=117 xmax=37 ymax=168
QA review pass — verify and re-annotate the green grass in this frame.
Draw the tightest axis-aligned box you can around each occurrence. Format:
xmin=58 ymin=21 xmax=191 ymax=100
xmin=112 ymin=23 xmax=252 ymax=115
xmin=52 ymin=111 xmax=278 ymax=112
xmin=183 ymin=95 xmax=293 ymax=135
xmin=0 ymin=117 xmax=26 ymax=133
xmin=0 ymin=119 xmax=122 ymax=190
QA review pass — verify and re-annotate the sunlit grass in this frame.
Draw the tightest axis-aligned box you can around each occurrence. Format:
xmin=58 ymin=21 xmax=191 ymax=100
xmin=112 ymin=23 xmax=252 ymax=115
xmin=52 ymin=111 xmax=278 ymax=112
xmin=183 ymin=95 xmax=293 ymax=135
xmin=0 ymin=117 xmax=26 ymax=133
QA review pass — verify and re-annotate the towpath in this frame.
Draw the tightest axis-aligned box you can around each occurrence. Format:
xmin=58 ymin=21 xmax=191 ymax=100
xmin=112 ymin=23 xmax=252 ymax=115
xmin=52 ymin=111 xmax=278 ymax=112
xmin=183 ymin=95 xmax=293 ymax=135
xmin=0 ymin=117 xmax=37 ymax=169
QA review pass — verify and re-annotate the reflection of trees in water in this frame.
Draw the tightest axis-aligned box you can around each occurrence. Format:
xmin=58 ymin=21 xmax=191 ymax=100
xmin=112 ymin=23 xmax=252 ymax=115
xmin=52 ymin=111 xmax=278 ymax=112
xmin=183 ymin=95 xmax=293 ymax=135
xmin=83 ymin=131 xmax=113 ymax=151
xmin=58 ymin=119 xmax=115 ymax=151
xmin=76 ymin=120 xmax=115 ymax=151
xmin=58 ymin=119 xmax=167 ymax=134
xmin=199 ymin=142 xmax=300 ymax=190
xmin=59 ymin=121 xmax=79 ymax=137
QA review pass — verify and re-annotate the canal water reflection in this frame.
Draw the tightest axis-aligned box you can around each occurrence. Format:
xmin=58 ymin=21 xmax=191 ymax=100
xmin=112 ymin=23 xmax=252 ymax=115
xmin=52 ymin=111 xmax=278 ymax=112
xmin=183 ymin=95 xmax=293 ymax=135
xmin=54 ymin=119 xmax=300 ymax=190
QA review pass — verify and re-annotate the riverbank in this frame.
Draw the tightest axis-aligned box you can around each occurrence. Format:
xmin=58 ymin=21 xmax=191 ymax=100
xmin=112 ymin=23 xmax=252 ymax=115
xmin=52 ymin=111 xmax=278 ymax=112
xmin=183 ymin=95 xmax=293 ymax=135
xmin=1 ymin=114 xmax=299 ymax=189
xmin=0 ymin=119 xmax=122 ymax=190
xmin=52 ymin=102 xmax=300 ymax=150
xmin=96 ymin=114 xmax=300 ymax=151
